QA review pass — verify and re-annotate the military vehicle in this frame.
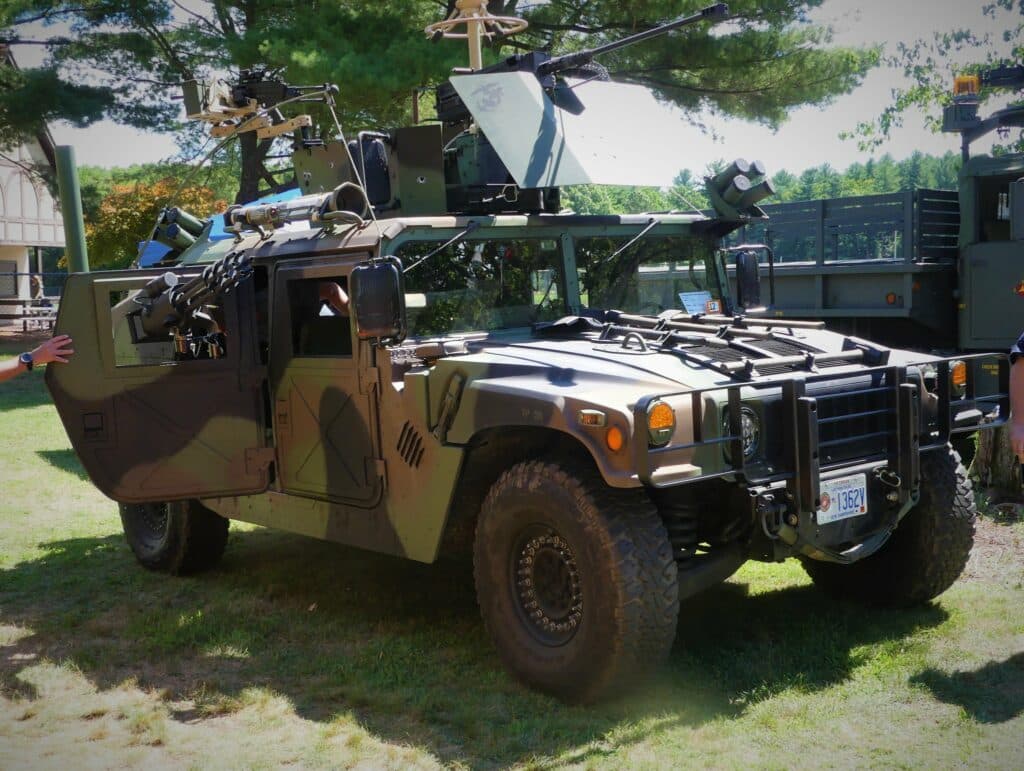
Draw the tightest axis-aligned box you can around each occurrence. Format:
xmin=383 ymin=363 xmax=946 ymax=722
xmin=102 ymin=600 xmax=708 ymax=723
xmin=46 ymin=2 xmax=1009 ymax=702
xmin=722 ymin=63 xmax=1024 ymax=354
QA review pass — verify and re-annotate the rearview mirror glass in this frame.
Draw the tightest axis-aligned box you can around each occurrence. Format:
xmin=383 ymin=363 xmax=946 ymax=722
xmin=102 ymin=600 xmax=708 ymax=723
xmin=350 ymin=256 xmax=407 ymax=346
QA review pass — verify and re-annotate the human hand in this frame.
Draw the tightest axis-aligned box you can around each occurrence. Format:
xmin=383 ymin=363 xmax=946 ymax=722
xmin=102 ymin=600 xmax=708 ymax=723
xmin=31 ymin=334 xmax=75 ymax=365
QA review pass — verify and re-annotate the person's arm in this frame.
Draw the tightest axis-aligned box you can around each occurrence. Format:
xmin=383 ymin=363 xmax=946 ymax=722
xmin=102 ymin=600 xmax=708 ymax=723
xmin=318 ymin=281 xmax=350 ymax=316
xmin=1010 ymin=333 xmax=1024 ymax=463
xmin=0 ymin=334 xmax=75 ymax=384
xmin=1012 ymin=361 xmax=1024 ymax=464
xmin=0 ymin=357 xmax=26 ymax=384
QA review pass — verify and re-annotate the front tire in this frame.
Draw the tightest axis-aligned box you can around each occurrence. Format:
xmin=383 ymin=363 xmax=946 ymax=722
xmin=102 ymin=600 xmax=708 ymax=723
xmin=802 ymin=447 xmax=975 ymax=606
xmin=473 ymin=460 xmax=678 ymax=702
xmin=119 ymin=499 xmax=229 ymax=575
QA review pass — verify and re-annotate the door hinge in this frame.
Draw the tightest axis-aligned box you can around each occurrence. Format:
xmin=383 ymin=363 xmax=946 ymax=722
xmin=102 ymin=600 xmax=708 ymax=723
xmin=245 ymin=447 xmax=276 ymax=476
xmin=360 ymin=366 xmax=381 ymax=395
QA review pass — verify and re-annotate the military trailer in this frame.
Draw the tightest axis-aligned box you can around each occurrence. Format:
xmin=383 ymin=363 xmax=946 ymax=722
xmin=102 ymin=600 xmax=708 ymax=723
xmin=46 ymin=3 xmax=1009 ymax=702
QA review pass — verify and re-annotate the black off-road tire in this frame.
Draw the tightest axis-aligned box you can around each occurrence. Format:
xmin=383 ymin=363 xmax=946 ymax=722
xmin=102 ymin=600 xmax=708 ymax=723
xmin=119 ymin=499 xmax=229 ymax=575
xmin=473 ymin=460 xmax=678 ymax=703
xmin=802 ymin=447 xmax=975 ymax=607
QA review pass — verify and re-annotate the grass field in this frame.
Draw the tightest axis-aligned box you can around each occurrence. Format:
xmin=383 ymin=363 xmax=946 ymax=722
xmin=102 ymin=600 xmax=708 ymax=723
xmin=1 ymin=337 xmax=1023 ymax=770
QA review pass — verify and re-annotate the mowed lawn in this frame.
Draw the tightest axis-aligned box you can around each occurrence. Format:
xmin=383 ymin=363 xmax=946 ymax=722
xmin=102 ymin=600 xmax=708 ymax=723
xmin=1 ymin=337 xmax=1023 ymax=770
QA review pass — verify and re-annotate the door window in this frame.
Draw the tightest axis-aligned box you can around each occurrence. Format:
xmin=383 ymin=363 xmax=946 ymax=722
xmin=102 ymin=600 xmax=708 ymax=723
xmin=286 ymin=276 xmax=353 ymax=357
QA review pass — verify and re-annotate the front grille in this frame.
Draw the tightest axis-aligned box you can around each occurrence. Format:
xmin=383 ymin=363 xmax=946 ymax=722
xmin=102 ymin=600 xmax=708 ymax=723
xmin=811 ymin=377 xmax=894 ymax=466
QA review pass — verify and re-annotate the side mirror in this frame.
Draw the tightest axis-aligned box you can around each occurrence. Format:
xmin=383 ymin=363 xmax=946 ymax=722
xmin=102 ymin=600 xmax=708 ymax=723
xmin=735 ymin=250 xmax=762 ymax=311
xmin=350 ymin=256 xmax=407 ymax=346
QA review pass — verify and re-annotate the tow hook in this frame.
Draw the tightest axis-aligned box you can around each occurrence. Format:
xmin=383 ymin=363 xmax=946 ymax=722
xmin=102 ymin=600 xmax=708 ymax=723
xmin=756 ymin=493 xmax=789 ymax=540
xmin=875 ymin=468 xmax=902 ymax=503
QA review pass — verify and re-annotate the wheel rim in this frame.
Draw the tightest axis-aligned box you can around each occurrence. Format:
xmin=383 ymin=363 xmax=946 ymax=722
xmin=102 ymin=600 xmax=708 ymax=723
xmin=511 ymin=526 xmax=583 ymax=646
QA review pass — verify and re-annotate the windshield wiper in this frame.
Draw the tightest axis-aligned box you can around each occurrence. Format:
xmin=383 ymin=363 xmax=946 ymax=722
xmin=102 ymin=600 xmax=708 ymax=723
xmin=402 ymin=220 xmax=480 ymax=274
xmin=604 ymin=217 xmax=659 ymax=263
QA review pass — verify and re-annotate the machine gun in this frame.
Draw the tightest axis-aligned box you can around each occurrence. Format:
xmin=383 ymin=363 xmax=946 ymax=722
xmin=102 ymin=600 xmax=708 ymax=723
xmin=434 ymin=3 xmax=729 ymax=123
xmin=943 ymin=63 xmax=1024 ymax=161
xmin=126 ymin=250 xmax=255 ymax=357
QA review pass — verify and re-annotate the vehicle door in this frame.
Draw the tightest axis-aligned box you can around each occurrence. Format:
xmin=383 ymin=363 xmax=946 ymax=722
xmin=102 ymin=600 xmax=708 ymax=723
xmin=269 ymin=258 xmax=382 ymax=507
xmin=45 ymin=267 xmax=271 ymax=503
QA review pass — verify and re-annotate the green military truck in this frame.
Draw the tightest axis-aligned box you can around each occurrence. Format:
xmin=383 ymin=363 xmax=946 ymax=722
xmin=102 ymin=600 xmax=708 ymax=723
xmin=45 ymin=6 xmax=1009 ymax=702
xmin=721 ymin=64 xmax=1024 ymax=354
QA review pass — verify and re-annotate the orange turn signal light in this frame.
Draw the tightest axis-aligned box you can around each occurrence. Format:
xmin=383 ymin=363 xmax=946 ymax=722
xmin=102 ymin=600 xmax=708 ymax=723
xmin=951 ymin=361 xmax=967 ymax=388
xmin=606 ymin=426 xmax=625 ymax=452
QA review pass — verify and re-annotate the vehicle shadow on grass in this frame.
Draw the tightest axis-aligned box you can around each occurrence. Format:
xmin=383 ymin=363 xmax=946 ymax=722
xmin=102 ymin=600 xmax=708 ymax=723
xmin=910 ymin=652 xmax=1024 ymax=724
xmin=35 ymin=448 xmax=90 ymax=480
xmin=0 ymin=528 xmax=950 ymax=767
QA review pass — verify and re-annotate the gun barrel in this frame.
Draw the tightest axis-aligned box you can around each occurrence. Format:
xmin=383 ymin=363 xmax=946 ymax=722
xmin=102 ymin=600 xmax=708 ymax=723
xmin=537 ymin=3 xmax=728 ymax=76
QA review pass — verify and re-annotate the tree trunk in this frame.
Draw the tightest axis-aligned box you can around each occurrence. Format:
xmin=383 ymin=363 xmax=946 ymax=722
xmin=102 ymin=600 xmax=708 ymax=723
xmin=973 ymin=423 xmax=1022 ymax=500
xmin=236 ymin=132 xmax=262 ymax=204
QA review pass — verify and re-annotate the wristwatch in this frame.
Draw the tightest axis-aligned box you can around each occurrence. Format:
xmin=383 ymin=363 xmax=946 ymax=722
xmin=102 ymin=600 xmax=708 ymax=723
xmin=18 ymin=352 xmax=33 ymax=371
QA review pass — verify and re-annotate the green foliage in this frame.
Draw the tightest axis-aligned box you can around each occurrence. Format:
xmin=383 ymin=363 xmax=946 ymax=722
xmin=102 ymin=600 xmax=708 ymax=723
xmin=513 ymin=0 xmax=878 ymax=128
xmin=83 ymin=175 xmax=226 ymax=269
xmin=850 ymin=1 xmax=1024 ymax=152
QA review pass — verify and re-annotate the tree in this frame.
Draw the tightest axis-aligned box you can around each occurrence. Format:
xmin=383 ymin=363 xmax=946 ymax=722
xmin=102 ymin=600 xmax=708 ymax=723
xmin=2 ymin=1 xmax=877 ymax=202
xmin=513 ymin=0 xmax=878 ymax=129
xmin=83 ymin=177 xmax=225 ymax=270
xmin=850 ymin=0 xmax=1023 ymax=152
xmin=1 ymin=1 xmax=461 ymax=201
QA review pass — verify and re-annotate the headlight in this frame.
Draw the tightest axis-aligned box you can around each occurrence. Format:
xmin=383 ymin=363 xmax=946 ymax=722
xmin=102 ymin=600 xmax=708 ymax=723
xmin=646 ymin=400 xmax=675 ymax=447
xmin=722 ymin=405 xmax=761 ymax=460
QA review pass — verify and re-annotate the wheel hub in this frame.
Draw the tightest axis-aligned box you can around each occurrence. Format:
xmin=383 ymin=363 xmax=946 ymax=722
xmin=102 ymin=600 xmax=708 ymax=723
xmin=514 ymin=531 xmax=582 ymax=644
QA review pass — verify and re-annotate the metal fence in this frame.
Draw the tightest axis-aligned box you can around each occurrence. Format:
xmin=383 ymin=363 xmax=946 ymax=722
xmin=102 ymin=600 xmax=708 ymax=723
xmin=0 ymin=271 xmax=68 ymax=299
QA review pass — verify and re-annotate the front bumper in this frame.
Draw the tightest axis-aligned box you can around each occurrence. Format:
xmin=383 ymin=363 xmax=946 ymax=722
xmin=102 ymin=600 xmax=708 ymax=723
xmin=633 ymin=353 xmax=1008 ymax=560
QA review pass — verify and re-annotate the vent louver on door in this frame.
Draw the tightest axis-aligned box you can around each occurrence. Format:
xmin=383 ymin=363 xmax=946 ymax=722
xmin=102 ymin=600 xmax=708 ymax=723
xmin=397 ymin=421 xmax=425 ymax=468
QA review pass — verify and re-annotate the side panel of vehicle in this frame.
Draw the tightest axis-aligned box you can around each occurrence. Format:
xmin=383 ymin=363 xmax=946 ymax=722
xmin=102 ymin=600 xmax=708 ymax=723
xmin=46 ymin=268 xmax=271 ymax=502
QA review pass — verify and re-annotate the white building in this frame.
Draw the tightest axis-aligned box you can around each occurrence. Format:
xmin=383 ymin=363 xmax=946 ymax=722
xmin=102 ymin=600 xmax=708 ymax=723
xmin=0 ymin=44 xmax=66 ymax=303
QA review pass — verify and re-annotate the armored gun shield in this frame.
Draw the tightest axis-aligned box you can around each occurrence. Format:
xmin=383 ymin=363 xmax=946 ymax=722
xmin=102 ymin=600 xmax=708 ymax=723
xmin=450 ymin=73 xmax=678 ymax=188
xmin=45 ymin=268 xmax=272 ymax=503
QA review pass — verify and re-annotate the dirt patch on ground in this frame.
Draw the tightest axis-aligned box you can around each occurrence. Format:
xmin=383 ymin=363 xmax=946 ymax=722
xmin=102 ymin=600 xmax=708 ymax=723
xmin=964 ymin=512 xmax=1024 ymax=584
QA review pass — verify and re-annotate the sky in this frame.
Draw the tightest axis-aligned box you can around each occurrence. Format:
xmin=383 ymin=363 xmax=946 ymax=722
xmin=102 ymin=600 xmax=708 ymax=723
xmin=10 ymin=0 xmax=1020 ymax=181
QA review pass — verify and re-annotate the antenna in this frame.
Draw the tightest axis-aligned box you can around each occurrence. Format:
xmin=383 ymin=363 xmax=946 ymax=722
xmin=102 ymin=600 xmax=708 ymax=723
xmin=425 ymin=0 xmax=528 ymax=71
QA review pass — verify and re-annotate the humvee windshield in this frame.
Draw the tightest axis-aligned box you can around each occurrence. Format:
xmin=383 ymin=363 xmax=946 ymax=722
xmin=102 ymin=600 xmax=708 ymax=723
xmin=397 ymin=237 xmax=569 ymax=336
xmin=576 ymin=235 xmax=724 ymax=317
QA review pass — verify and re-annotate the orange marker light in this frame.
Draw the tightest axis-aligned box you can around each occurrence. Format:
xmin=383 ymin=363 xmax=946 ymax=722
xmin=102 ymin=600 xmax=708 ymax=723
xmin=606 ymin=426 xmax=625 ymax=452
xmin=886 ymin=292 xmax=898 ymax=305
xmin=951 ymin=361 xmax=967 ymax=389
xmin=953 ymin=75 xmax=980 ymax=96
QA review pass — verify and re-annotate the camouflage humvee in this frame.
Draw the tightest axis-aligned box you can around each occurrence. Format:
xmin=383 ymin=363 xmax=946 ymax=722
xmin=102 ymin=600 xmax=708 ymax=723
xmin=45 ymin=4 xmax=1008 ymax=702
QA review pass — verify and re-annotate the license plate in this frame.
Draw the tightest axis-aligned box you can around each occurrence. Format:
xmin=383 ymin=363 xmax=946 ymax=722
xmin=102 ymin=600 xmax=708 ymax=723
xmin=817 ymin=473 xmax=868 ymax=524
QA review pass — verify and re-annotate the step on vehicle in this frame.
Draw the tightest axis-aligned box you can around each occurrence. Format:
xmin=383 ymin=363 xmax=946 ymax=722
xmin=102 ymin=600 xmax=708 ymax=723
xmin=47 ymin=2 xmax=1009 ymax=702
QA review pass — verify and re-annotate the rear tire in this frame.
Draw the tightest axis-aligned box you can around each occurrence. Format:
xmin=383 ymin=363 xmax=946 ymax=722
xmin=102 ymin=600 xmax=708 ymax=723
xmin=473 ymin=460 xmax=678 ymax=702
xmin=802 ymin=447 xmax=975 ymax=606
xmin=119 ymin=499 xmax=229 ymax=575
